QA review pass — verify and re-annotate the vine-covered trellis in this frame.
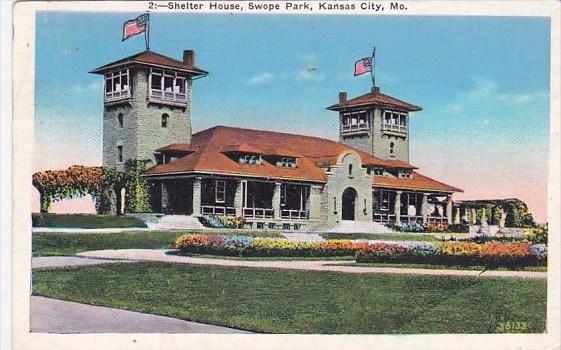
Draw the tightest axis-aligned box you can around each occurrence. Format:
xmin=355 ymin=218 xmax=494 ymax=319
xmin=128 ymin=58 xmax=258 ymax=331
xmin=32 ymin=160 xmax=151 ymax=214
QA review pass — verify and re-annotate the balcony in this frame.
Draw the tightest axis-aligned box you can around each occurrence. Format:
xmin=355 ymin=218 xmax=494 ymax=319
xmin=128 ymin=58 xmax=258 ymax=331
xmin=382 ymin=123 xmax=407 ymax=135
xmin=341 ymin=123 xmax=370 ymax=135
xmin=148 ymin=89 xmax=188 ymax=107
xmin=105 ymin=89 xmax=131 ymax=103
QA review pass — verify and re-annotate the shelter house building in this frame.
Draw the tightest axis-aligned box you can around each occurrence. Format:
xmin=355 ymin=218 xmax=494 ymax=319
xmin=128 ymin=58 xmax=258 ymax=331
xmin=91 ymin=49 xmax=462 ymax=230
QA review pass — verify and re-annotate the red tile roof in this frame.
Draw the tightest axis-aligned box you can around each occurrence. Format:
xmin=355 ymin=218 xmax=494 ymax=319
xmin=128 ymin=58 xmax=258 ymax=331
xmin=373 ymin=172 xmax=463 ymax=193
xmin=90 ymin=50 xmax=208 ymax=76
xmin=145 ymin=126 xmax=460 ymax=192
xmin=155 ymin=143 xmax=197 ymax=154
xmin=328 ymin=87 xmax=422 ymax=112
xmin=221 ymin=143 xmax=266 ymax=155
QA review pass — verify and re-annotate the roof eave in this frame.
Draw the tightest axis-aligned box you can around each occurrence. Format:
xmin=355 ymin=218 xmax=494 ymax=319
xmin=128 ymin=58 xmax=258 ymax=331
xmin=90 ymin=60 xmax=208 ymax=76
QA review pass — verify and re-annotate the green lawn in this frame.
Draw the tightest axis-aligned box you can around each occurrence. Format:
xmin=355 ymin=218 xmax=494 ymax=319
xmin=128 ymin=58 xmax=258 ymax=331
xmin=320 ymin=232 xmax=438 ymax=241
xmin=329 ymin=262 xmax=547 ymax=272
xmin=32 ymin=262 xmax=547 ymax=334
xmin=32 ymin=213 xmax=147 ymax=228
xmin=32 ymin=230 xmax=283 ymax=257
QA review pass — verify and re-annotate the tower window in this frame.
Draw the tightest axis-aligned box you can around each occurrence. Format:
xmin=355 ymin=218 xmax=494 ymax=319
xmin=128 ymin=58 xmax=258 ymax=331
xmin=161 ymin=113 xmax=169 ymax=128
xmin=383 ymin=110 xmax=408 ymax=135
xmin=341 ymin=110 xmax=369 ymax=134
xmin=117 ymin=113 xmax=124 ymax=128
xmin=149 ymin=68 xmax=188 ymax=104
xmin=389 ymin=142 xmax=395 ymax=157
xmin=104 ymin=69 xmax=130 ymax=102
xmin=117 ymin=145 xmax=123 ymax=163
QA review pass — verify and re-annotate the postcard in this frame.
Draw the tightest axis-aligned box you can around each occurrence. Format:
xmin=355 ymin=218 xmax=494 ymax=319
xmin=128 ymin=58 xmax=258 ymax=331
xmin=8 ymin=1 xmax=561 ymax=349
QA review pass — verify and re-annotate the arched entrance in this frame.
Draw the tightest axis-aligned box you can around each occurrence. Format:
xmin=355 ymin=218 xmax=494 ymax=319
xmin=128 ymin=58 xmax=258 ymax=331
xmin=342 ymin=187 xmax=357 ymax=221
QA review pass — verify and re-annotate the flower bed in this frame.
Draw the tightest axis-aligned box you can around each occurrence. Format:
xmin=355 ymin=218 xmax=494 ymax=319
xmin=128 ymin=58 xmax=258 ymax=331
xmin=176 ymin=234 xmax=356 ymax=257
xmin=175 ymin=234 xmax=547 ymax=266
xmin=356 ymin=241 xmax=547 ymax=267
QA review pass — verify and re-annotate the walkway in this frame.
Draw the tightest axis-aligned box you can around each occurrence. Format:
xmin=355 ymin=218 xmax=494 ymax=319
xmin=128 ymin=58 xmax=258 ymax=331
xmin=32 ymin=256 xmax=134 ymax=269
xmin=75 ymin=249 xmax=547 ymax=279
xmin=30 ymin=296 xmax=250 ymax=333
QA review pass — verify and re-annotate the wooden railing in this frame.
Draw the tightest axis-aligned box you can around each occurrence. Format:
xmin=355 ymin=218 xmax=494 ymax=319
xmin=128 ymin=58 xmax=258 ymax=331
xmin=342 ymin=123 xmax=369 ymax=133
xmin=149 ymin=89 xmax=187 ymax=105
xmin=243 ymin=207 xmax=274 ymax=219
xmin=105 ymin=89 xmax=131 ymax=102
xmin=382 ymin=124 xmax=407 ymax=134
xmin=399 ymin=215 xmax=424 ymax=224
xmin=428 ymin=216 xmax=448 ymax=224
xmin=373 ymin=213 xmax=396 ymax=223
xmin=201 ymin=205 xmax=236 ymax=217
xmin=281 ymin=209 xmax=309 ymax=220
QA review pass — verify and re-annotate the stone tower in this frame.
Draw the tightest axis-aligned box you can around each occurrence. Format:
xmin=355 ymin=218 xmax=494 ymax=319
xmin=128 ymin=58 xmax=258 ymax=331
xmin=91 ymin=49 xmax=207 ymax=170
xmin=327 ymin=86 xmax=421 ymax=163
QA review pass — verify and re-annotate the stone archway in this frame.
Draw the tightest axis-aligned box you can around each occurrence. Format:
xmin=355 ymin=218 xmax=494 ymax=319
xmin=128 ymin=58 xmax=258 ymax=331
xmin=342 ymin=187 xmax=357 ymax=221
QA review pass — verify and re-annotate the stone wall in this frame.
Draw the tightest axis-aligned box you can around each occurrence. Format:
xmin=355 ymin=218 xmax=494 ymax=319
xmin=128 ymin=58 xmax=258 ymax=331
xmin=102 ymin=68 xmax=192 ymax=170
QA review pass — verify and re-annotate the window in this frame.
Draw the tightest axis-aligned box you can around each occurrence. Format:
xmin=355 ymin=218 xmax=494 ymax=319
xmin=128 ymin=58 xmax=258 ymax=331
xmin=243 ymin=154 xmax=261 ymax=165
xmin=215 ymin=180 xmax=226 ymax=203
xmin=389 ymin=142 xmax=395 ymax=157
xmin=117 ymin=145 xmax=123 ymax=163
xmin=149 ymin=68 xmax=188 ymax=103
xmin=117 ymin=113 xmax=124 ymax=128
xmin=382 ymin=110 xmax=407 ymax=134
xmin=104 ymin=69 xmax=130 ymax=102
xmin=341 ymin=110 xmax=369 ymax=133
xmin=400 ymin=170 xmax=412 ymax=178
xmin=373 ymin=167 xmax=385 ymax=176
xmin=279 ymin=157 xmax=296 ymax=168
xmin=161 ymin=113 xmax=169 ymax=128
xmin=348 ymin=164 xmax=353 ymax=176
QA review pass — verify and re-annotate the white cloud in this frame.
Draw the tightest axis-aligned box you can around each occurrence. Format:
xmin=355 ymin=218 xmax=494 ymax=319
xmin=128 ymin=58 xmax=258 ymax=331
xmin=468 ymin=79 xmax=546 ymax=104
xmin=245 ymin=72 xmax=275 ymax=86
xmin=445 ymin=103 xmax=464 ymax=113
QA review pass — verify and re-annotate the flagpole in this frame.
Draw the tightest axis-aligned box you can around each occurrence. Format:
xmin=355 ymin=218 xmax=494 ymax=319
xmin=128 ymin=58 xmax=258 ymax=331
xmin=145 ymin=12 xmax=150 ymax=51
xmin=370 ymin=46 xmax=376 ymax=88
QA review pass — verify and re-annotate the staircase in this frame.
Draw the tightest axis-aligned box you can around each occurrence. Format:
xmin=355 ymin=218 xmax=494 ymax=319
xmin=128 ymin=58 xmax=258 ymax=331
xmin=146 ymin=215 xmax=205 ymax=230
xmin=322 ymin=220 xmax=394 ymax=234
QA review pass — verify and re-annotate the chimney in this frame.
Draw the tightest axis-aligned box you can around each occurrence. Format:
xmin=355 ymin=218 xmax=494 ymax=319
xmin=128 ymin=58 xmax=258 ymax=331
xmin=339 ymin=91 xmax=347 ymax=103
xmin=183 ymin=49 xmax=195 ymax=66
xmin=371 ymin=86 xmax=380 ymax=95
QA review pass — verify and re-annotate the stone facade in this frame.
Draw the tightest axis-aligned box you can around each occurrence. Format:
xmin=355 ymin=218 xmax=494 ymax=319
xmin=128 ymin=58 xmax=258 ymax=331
xmin=339 ymin=107 xmax=409 ymax=163
xmin=102 ymin=69 xmax=192 ymax=171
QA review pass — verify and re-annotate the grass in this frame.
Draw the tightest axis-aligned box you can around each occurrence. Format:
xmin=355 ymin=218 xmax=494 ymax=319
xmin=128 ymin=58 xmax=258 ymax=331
xmin=32 ymin=230 xmax=283 ymax=257
xmin=320 ymin=232 xmax=438 ymax=241
xmin=32 ymin=262 xmax=547 ymax=334
xmin=328 ymin=262 xmax=547 ymax=272
xmin=32 ymin=213 xmax=147 ymax=228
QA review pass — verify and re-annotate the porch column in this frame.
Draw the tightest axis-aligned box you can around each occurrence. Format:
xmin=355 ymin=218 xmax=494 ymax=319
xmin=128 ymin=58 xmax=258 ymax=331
xmin=394 ymin=191 xmax=402 ymax=224
xmin=470 ymin=208 xmax=477 ymax=225
xmin=192 ymin=177 xmax=202 ymax=216
xmin=273 ymin=182 xmax=282 ymax=219
xmin=161 ymin=182 xmax=169 ymax=213
xmin=446 ymin=196 xmax=453 ymax=224
xmin=308 ymin=185 xmax=322 ymax=220
xmin=234 ymin=180 xmax=244 ymax=217
xmin=421 ymin=193 xmax=430 ymax=223
xmin=453 ymin=207 xmax=461 ymax=224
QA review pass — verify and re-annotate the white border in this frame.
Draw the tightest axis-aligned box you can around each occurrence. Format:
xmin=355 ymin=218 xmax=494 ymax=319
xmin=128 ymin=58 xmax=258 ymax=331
xmin=10 ymin=1 xmax=561 ymax=350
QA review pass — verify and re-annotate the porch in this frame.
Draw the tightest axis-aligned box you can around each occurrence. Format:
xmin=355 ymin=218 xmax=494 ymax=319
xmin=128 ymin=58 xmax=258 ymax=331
xmin=372 ymin=188 xmax=453 ymax=225
xmin=150 ymin=176 xmax=320 ymax=224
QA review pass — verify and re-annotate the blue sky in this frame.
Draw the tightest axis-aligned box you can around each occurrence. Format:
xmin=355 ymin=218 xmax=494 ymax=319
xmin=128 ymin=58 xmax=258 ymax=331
xmin=34 ymin=12 xmax=550 ymax=221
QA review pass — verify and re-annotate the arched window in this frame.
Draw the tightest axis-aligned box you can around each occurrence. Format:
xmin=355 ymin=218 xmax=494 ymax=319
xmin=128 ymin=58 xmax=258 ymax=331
xmin=389 ymin=142 xmax=395 ymax=156
xmin=161 ymin=113 xmax=169 ymax=128
xmin=117 ymin=113 xmax=124 ymax=128
xmin=348 ymin=164 xmax=353 ymax=176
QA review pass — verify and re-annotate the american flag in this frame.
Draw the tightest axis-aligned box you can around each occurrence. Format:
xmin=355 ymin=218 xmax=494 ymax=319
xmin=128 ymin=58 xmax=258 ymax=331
xmin=354 ymin=57 xmax=373 ymax=76
xmin=122 ymin=14 xmax=148 ymax=41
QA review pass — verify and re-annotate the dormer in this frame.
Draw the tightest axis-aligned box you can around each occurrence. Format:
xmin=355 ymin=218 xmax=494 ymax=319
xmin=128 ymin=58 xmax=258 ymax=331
xmin=221 ymin=143 xmax=265 ymax=166
xmin=154 ymin=143 xmax=195 ymax=165
xmin=263 ymin=148 xmax=301 ymax=169
xmin=398 ymin=169 xmax=413 ymax=178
